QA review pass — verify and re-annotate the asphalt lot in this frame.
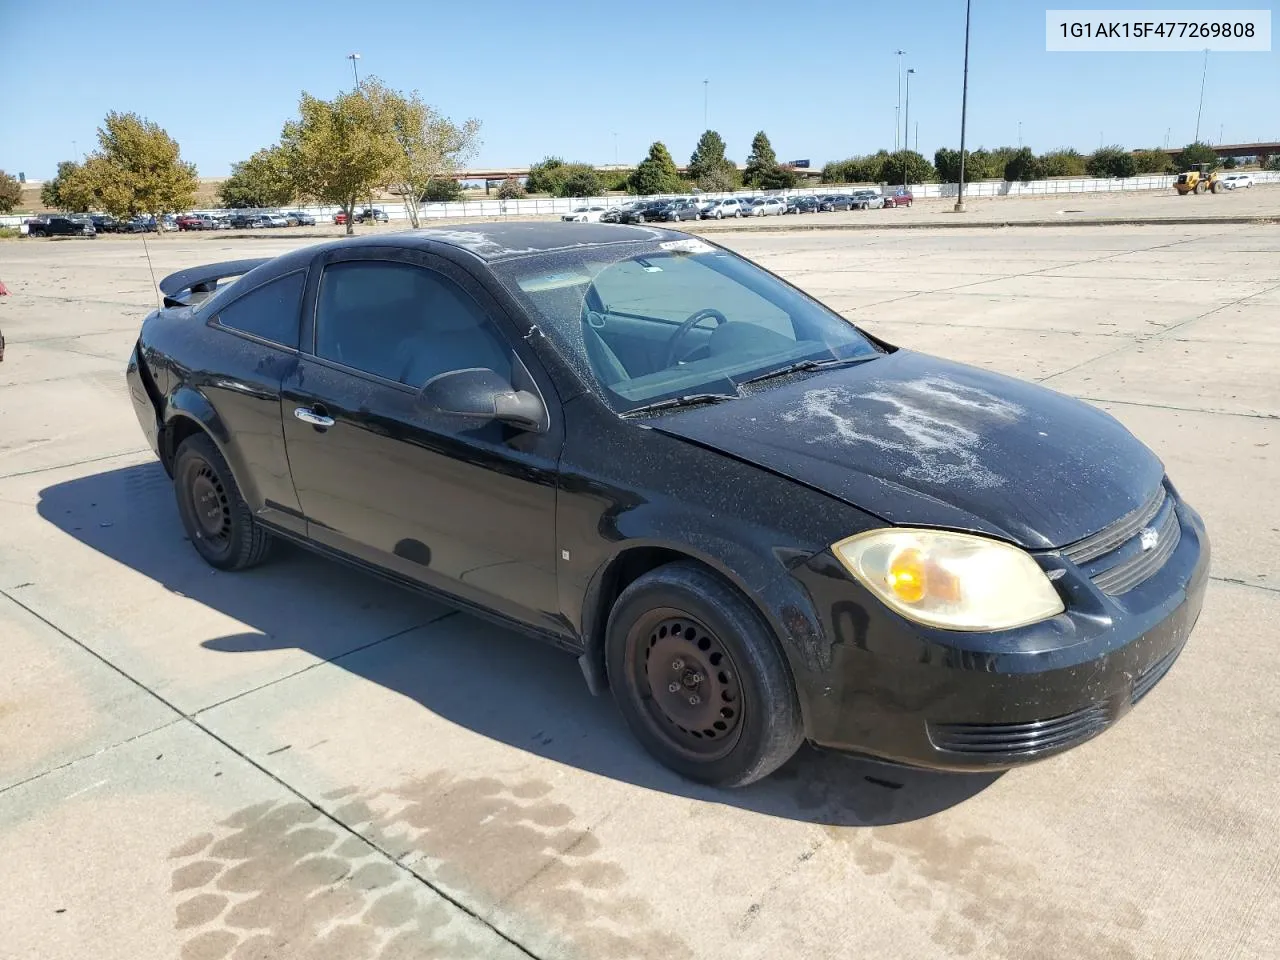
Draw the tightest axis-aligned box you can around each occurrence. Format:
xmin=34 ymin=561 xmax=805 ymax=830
xmin=1 ymin=221 xmax=1278 ymax=960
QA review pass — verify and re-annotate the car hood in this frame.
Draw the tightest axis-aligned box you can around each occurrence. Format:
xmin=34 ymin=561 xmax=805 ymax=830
xmin=651 ymin=350 xmax=1164 ymax=550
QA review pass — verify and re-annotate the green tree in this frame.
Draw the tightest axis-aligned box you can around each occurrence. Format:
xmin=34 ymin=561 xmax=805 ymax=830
xmin=1086 ymin=145 xmax=1137 ymax=178
xmin=219 ymin=147 xmax=295 ymax=208
xmin=279 ymin=83 xmax=400 ymax=235
xmin=525 ymin=156 xmax=566 ymax=194
xmin=1132 ymin=149 xmax=1174 ymax=174
xmin=0 ymin=170 xmax=20 ymax=213
xmin=366 ymin=80 xmax=480 ymax=226
xmin=41 ymin=161 xmax=80 ymax=209
xmin=1222 ymin=156 xmax=1238 ymax=169
xmin=421 ymin=178 xmax=463 ymax=201
xmin=688 ymin=129 xmax=738 ymax=189
xmin=822 ymin=152 xmax=887 ymax=184
xmin=881 ymin=150 xmax=936 ymax=186
xmin=73 ymin=112 xmax=198 ymax=223
xmin=496 ymin=177 xmax=525 ymax=199
xmin=1039 ymin=148 xmax=1086 ymax=177
xmin=1003 ymin=147 xmax=1043 ymax=182
xmin=1177 ymin=141 xmax=1219 ymax=172
xmin=1266 ymin=154 xmax=1280 ymax=171
xmin=629 ymin=141 xmax=683 ymax=195
xmin=561 ymin=167 xmax=603 ymax=197
xmin=743 ymin=130 xmax=780 ymax=187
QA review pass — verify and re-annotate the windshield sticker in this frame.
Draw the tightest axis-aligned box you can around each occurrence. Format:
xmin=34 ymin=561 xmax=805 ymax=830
xmin=517 ymin=272 xmax=593 ymax=293
xmin=659 ymin=238 xmax=714 ymax=255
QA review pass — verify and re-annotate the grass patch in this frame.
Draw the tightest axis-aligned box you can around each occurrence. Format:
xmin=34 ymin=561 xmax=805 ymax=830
xmin=0 ymin=227 xmax=20 ymax=239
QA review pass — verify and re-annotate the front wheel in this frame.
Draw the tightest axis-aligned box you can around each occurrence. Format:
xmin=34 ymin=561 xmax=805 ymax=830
xmin=173 ymin=433 xmax=272 ymax=571
xmin=605 ymin=562 xmax=803 ymax=787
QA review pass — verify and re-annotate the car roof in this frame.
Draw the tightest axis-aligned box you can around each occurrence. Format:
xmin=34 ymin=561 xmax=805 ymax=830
xmin=398 ymin=222 xmax=685 ymax=262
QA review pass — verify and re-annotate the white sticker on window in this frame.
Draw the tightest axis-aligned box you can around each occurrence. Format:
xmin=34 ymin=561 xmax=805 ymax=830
xmin=658 ymin=238 xmax=713 ymax=255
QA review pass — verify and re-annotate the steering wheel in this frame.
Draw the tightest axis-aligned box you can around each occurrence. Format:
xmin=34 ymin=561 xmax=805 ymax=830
xmin=665 ymin=308 xmax=728 ymax=367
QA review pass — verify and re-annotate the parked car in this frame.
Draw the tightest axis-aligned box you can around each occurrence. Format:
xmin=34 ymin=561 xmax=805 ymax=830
xmin=1220 ymin=174 xmax=1253 ymax=190
xmin=851 ymin=190 xmax=885 ymax=210
xmin=227 ymin=212 xmax=259 ymax=229
xmin=118 ymin=216 xmax=157 ymax=233
xmin=659 ymin=199 xmax=701 ymax=222
xmin=332 ymin=211 xmax=349 ymax=225
xmin=785 ymin=196 xmax=821 ymax=214
xmin=883 ymin=189 xmax=914 ymax=208
xmin=286 ymin=211 xmax=317 ymax=226
xmin=128 ymin=222 xmax=1208 ymax=788
xmin=601 ymin=200 xmax=643 ymax=224
xmin=262 ymin=214 xmax=290 ymax=228
xmin=212 ymin=215 xmax=233 ymax=230
xmin=355 ymin=208 xmax=389 ymax=223
xmin=618 ymin=199 xmax=667 ymax=224
xmin=747 ymin=197 xmax=786 ymax=217
xmin=818 ymin=194 xmax=856 ymax=212
xmin=89 ymin=214 xmax=120 ymax=233
xmin=702 ymin=197 xmax=749 ymax=219
xmin=562 ymin=205 xmax=608 ymax=223
xmin=24 ymin=215 xmax=96 ymax=238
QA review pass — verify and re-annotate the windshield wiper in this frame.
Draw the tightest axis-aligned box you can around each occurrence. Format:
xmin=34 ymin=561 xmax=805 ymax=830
xmin=620 ymin=392 xmax=738 ymax=418
xmin=737 ymin=354 xmax=877 ymax=387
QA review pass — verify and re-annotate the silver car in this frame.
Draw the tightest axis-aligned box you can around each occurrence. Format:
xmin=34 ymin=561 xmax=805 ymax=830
xmin=851 ymin=190 xmax=885 ymax=210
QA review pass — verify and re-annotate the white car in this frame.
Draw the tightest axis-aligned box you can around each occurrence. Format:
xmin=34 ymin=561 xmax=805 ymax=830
xmin=1220 ymin=173 xmax=1254 ymax=190
xmin=262 ymin=214 xmax=289 ymax=228
xmin=747 ymin=197 xmax=786 ymax=216
xmin=703 ymin=197 xmax=749 ymax=219
xmin=562 ymin=205 xmax=607 ymax=222
xmin=851 ymin=190 xmax=885 ymax=210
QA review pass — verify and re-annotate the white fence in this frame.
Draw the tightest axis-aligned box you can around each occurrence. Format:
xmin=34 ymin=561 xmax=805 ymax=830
xmin=4 ymin=171 xmax=1278 ymax=228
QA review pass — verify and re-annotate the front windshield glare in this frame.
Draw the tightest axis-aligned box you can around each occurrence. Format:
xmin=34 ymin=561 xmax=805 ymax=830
xmin=493 ymin=240 xmax=879 ymax=413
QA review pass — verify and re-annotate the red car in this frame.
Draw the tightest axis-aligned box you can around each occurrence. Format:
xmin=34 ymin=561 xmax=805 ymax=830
xmin=176 ymin=214 xmax=203 ymax=231
xmin=332 ymin=211 xmax=348 ymax=225
xmin=883 ymin=190 xmax=913 ymax=208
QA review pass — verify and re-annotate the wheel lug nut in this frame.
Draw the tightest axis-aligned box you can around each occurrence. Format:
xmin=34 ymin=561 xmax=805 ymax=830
xmin=672 ymin=659 xmax=684 ymax=670
xmin=688 ymin=695 xmax=700 ymax=705
xmin=690 ymin=673 xmax=703 ymax=684
xmin=668 ymin=683 xmax=679 ymax=693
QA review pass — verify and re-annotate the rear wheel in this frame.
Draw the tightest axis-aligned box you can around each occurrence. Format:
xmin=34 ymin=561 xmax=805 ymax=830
xmin=605 ymin=562 xmax=803 ymax=787
xmin=173 ymin=433 xmax=272 ymax=571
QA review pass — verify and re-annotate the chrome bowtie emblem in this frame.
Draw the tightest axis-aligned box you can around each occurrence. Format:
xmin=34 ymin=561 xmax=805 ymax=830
xmin=1139 ymin=527 xmax=1159 ymax=551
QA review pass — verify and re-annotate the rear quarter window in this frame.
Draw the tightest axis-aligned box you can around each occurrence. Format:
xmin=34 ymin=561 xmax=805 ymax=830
xmin=212 ymin=271 xmax=305 ymax=349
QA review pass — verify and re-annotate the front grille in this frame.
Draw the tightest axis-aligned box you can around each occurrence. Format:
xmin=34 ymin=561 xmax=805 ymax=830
xmin=1065 ymin=483 xmax=1181 ymax=595
xmin=1132 ymin=642 xmax=1184 ymax=704
xmin=929 ymin=704 xmax=1110 ymax=755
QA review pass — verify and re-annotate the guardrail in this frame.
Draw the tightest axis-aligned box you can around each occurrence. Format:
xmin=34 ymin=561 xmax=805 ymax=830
xmin=4 ymin=171 xmax=1277 ymax=227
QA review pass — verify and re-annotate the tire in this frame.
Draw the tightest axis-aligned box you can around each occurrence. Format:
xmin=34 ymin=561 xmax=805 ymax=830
xmin=1195 ymin=181 xmax=1206 ymax=194
xmin=715 ymin=210 xmax=723 ymax=219
xmin=605 ymin=561 xmax=803 ymax=787
xmin=173 ymin=433 xmax=272 ymax=571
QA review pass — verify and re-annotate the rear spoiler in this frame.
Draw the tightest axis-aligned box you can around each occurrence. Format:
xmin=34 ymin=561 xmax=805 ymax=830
xmin=158 ymin=258 xmax=269 ymax=308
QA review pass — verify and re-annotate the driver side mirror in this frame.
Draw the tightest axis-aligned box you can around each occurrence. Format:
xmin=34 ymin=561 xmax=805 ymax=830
xmin=417 ymin=367 xmax=549 ymax=433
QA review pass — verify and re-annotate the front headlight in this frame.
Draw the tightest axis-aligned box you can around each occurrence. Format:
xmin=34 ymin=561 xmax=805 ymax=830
xmin=832 ymin=529 xmax=1065 ymax=631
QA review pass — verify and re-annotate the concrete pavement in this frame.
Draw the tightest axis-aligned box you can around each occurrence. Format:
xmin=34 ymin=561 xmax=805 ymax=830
xmin=1 ymin=223 xmax=1278 ymax=959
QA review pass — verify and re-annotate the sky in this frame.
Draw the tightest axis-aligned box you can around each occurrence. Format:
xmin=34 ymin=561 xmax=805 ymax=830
xmin=2 ymin=0 xmax=1276 ymax=181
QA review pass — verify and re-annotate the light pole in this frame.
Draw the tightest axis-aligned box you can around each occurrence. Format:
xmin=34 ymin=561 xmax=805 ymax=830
xmin=1194 ymin=48 xmax=1208 ymax=142
xmin=954 ymin=0 xmax=972 ymax=213
xmin=346 ymin=52 xmax=361 ymax=90
xmin=903 ymin=68 xmax=915 ymax=189
xmin=895 ymin=50 xmax=907 ymax=151
xmin=1018 ymin=120 xmax=1022 ymax=148
xmin=703 ymin=79 xmax=709 ymax=129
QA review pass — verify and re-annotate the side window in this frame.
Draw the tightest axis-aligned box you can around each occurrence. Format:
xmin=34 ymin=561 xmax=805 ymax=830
xmin=214 ymin=271 xmax=305 ymax=347
xmin=314 ymin=260 xmax=512 ymax=387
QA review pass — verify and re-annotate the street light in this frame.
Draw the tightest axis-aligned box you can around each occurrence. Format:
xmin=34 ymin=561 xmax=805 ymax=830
xmin=347 ymin=52 xmax=362 ymax=89
xmin=894 ymin=50 xmax=907 ymax=151
xmin=1194 ymin=48 xmax=1209 ymax=142
xmin=703 ymin=79 xmax=709 ymax=129
xmin=954 ymin=0 xmax=972 ymax=213
xmin=903 ymin=68 xmax=915 ymax=190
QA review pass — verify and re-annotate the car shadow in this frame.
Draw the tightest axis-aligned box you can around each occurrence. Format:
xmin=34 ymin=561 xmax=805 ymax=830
xmin=38 ymin=462 xmax=1000 ymax=827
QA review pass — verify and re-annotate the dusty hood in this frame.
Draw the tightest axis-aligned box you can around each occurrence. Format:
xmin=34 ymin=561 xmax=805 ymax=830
xmin=652 ymin=351 xmax=1164 ymax=549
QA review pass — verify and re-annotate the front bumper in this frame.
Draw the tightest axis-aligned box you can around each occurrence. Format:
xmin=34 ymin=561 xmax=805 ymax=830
xmin=788 ymin=498 xmax=1210 ymax=771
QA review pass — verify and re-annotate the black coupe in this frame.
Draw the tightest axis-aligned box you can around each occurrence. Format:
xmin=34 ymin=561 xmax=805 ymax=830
xmin=126 ymin=223 xmax=1208 ymax=786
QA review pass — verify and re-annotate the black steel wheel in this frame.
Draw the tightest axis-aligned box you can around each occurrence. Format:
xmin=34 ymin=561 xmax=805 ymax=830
xmin=606 ymin=562 xmax=803 ymax=787
xmin=173 ymin=433 xmax=272 ymax=571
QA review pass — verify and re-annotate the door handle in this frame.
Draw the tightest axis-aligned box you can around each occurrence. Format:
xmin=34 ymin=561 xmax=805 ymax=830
xmin=294 ymin=406 xmax=335 ymax=428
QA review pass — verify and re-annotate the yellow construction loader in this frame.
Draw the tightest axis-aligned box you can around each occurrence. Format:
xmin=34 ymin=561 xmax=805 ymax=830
xmin=1174 ymin=163 xmax=1222 ymax=195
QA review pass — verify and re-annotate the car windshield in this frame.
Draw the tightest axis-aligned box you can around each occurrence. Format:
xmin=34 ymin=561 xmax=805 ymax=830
xmin=491 ymin=238 xmax=880 ymax=414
